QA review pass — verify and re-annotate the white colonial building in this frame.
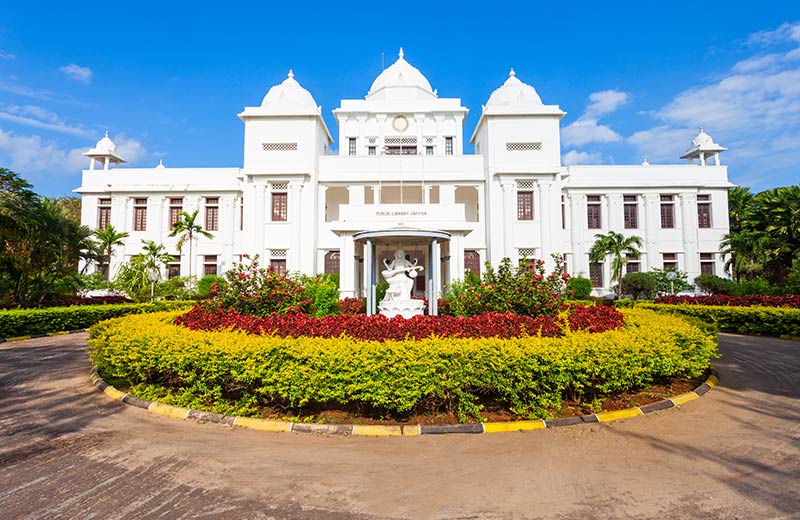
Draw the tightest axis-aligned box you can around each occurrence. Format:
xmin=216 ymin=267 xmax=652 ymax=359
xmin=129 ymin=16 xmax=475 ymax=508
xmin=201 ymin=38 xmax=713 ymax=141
xmin=76 ymin=49 xmax=731 ymax=309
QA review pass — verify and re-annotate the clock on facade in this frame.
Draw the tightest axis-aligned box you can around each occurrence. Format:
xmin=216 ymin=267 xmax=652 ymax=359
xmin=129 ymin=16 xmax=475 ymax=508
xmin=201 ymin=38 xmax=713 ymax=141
xmin=392 ymin=115 xmax=409 ymax=132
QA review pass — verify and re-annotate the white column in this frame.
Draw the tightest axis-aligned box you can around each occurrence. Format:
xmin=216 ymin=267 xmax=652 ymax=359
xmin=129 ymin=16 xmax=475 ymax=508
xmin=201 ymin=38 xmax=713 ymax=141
xmin=501 ymin=181 xmax=515 ymax=259
xmin=681 ymin=193 xmax=699 ymax=276
xmin=431 ymin=239 xmax=441 ymax=315
xmin=569 ymin=194 xmax=584 ymax=275
xmin=103 ymin=157 xmax=110 ymax=170
xmin=339 ymin=232 xmax=356 ymax=298
xmin=449 ymin=232 xmax=465 ymax=283
xmin=290 ymin=183 xmax=303 ymax=271
xmin=364 ymin=239 xmax=374 ymax=315
xmin=538 ymin=181 xmax=554 ymax=265
xmin=608 ymin=193 xmax=624 ymax=232
xmin=643 ymin=193 xmax=660 ymax=271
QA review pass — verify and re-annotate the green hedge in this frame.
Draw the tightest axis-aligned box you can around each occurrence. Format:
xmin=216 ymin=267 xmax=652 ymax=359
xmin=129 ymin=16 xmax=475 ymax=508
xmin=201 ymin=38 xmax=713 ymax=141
xmin=0 ymin=301 xmax=194 ymax=338
xmin=639 ymin=303 xmax=800 ymax=337
xmin=88 ymin=308 xmax=717 ymax=421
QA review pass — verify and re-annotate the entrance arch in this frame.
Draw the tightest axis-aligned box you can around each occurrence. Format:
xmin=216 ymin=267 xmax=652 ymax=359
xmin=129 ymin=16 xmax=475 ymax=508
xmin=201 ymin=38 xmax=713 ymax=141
xmin=353 ymin=228 xmax=451 ymax=316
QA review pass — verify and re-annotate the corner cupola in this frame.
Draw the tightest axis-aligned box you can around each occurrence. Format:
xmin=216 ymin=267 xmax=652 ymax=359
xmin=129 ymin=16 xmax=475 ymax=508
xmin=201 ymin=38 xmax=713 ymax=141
xmin=680 ymin=128 xmax=727 ymax=166
xmin=366 ymin=48 xmax=437 ymax=101
xmin=238 ymin=70 xmax=324 ymax=118
xmin=82 ymin=131 xmax=126 ymax=170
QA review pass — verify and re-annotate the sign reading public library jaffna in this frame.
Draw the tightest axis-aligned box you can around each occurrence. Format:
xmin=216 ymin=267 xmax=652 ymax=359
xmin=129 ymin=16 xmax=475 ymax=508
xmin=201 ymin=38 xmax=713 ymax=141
xmin=338 ymin=204 xmax=464 ymax=222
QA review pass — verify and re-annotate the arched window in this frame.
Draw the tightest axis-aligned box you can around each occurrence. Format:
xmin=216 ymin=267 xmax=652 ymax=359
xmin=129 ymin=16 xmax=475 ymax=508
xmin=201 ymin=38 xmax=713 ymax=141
xmin=324 ymin=251 xmax=340 ymax=275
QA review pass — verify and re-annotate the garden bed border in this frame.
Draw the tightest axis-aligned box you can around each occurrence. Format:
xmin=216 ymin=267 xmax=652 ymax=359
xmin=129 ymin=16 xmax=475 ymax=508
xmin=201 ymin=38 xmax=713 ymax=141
xmin=89 ymin=367 xmax=719 ymax=436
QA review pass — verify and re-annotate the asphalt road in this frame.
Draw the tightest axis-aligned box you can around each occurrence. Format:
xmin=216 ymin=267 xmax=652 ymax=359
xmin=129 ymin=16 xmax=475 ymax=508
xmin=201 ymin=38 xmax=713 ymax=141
xmin=1 ymin=332 xmax=798 ymax=520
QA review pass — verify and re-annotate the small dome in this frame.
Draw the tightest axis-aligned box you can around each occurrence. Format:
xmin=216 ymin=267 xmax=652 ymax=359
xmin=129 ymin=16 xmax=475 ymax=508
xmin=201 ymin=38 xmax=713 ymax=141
xmin=367 ymin=48 xmax=435 ymax=98
xmin=485 ymin=68 xmax=543 ymax=107
xmin=260 ymin=70 xmax=319 ymax=111
xmin=691 ymin=128 xmax=714 ymax=148
xmin=95 ymin=131 xmax=116 ymax=152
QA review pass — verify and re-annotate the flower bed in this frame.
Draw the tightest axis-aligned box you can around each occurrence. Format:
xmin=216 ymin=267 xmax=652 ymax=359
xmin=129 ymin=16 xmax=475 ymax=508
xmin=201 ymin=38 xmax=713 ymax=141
xmin=654 ymin=295 xmax=800 ymax=308
xmin=89 ymin=308 xmax=716 ymax=421
xmin=174 ymin=304 xmax=624 ymax=341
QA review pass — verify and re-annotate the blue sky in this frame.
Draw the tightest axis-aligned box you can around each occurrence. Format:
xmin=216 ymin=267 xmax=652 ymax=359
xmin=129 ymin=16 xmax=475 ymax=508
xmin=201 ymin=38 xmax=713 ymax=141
xmin=1 ymin=1 xmax=800 ymax=197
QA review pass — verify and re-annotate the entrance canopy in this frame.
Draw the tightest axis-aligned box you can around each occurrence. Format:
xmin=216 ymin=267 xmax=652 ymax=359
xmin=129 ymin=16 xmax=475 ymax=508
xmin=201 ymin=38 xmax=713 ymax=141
xmin=354 ymin=228 xmax=450 ymax=316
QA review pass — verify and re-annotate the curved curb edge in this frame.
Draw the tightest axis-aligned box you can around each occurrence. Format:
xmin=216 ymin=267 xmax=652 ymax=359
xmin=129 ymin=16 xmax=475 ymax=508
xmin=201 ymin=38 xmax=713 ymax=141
xmin=0 ymin=329 xmax=87 ymax=344
xmin=89 ymin=367 xmax=720 ymax=437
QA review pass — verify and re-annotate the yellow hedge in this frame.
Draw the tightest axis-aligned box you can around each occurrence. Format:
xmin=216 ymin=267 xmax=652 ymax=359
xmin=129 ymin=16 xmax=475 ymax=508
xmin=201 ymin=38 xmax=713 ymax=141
xmin=88 ymin=308 xmax=717 ymax=421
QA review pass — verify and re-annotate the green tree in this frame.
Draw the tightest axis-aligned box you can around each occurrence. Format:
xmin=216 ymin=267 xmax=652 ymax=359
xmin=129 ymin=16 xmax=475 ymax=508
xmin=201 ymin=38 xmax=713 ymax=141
xmin=93 ymin=224 xmax=129 ymax=281
xmin=169 ymin=209 xmax=214 ymax=279
xmin=588 ymin=231 xmax=643 ymax=298
xmin=113 ymin=240 xmax=173 ymax=301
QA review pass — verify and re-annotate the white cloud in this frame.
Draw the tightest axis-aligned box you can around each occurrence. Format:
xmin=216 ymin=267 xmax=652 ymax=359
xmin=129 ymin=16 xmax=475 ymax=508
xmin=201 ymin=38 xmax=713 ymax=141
xmin=562 ymin=89 xmax=628 ymax=147
xmin=0 ymin=129 xmax=148 ymax=181
xmin=562 ymin=150 xmax=602 ymax=165
xmin=59 ymin=63 xmax=93 ymax=85
xmin=628 ymin=20 xmax=800 ymax=187
xmin=0 ymin=104 xmax=92 ymax=137
xmin=0 ymin=50 xmax=15 ymax=60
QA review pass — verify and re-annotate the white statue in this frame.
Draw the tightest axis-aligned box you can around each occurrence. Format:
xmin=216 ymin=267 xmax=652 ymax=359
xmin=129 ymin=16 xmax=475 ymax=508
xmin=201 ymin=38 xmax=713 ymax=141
xmin=381 ymin=249 xmax=423 ymax=302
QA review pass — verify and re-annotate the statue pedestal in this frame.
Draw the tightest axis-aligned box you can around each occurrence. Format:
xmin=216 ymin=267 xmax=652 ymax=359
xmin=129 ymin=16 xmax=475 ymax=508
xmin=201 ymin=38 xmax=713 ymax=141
xmin=378 ymin=299 xmax=426 ymax=319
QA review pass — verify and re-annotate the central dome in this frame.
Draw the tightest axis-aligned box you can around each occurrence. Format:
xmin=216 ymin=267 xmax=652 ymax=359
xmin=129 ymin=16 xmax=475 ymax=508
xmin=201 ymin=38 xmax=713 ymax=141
xmin=367 ymin=48 xmax=435 ymax=99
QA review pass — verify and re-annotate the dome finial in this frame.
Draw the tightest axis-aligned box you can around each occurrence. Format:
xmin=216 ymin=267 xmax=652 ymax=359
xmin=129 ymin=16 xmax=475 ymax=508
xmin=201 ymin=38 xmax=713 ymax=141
xmin=104 ymin=130 xmax=109 ymax=138
xmin=642 ymin=155 xmax=650 ymax=166
xmin=699 ymin=126 xmax=704 ymax=133
xmin=288 ymin=69 xmax=294 ymax=79
xmin=509 ymin=67 xmax=516 ymax=77
xmin=398 ymin=47 xmax=404 ymax=59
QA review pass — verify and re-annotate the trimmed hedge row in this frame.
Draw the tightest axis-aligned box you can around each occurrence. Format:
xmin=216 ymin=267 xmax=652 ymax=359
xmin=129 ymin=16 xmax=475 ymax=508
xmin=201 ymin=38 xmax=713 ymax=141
xmin=0 ymin=301 xmax=194 ymax=338
xmin=654 ymin=295 xmax=800 ymax=307
xmin=88 ymin=308 xmax=717 ymax=421
xmin=639 ymin=303 xmax=800 ymax=337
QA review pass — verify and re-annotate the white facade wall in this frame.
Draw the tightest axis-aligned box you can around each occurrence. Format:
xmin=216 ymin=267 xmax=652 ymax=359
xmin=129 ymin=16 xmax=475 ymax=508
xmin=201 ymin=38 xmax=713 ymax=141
xmin=76 ymin=55 xmax=732 ymax=298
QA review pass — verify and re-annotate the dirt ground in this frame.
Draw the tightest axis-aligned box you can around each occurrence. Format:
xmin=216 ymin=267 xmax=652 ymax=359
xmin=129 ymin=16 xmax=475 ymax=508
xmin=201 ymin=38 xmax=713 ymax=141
xmin=1 ymin=332 xmax=798 ymax=519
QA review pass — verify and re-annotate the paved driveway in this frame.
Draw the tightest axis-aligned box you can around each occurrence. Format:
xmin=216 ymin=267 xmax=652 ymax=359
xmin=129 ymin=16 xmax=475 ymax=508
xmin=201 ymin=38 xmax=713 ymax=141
xmin=1 ymin=333 xmax=798 ymax=519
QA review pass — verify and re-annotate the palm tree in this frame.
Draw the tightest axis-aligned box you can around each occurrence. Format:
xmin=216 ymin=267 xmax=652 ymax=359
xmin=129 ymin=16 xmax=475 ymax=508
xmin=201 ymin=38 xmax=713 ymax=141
xmin=589 ymin=231 xmax=643 ymax=298
xmin=168 ymin=209 xmax=214 ymax=279
xmin=140 ymin=240 xmax=173 ymax=276
xmin=93 ymin=224 xmax=129 ymax=281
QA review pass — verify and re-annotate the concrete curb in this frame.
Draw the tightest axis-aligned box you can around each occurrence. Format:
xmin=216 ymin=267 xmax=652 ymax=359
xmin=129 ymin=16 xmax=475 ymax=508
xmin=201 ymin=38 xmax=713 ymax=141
xmin=0 ymin=329 xmax=87 ymax=344
xmin=89 ymin=367 xmax=720 ymax=437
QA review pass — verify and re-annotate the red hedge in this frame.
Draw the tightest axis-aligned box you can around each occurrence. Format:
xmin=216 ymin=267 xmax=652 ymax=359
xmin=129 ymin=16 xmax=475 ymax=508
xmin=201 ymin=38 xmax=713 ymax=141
xmin=174 ymin=304 xmax=624 ymax=341
xmin=654 ymin=295 xmax=800 ymax=308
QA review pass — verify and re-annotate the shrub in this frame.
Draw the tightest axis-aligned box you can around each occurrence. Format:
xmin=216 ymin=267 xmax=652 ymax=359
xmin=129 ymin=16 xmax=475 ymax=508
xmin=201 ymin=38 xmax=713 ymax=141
xmin=156 ymin=276 xmax=197 ymax=300
xmin=441 ymin=255 xmax=569 ymax=317
xmin=693 ymin=274 xmax=735 ymax=295
xmin=0 ymin=301 xmax=193 ymax=338
xmin=566 ymin=276 xmax=593 ymax=300
xmin=339 ymin=297 xmax=366 ymax=315
xmin=298 ymin=274 xmax=341 ymax=317
xmin=212 ymin=255 xmax=311 ymax=316
xmin=89 ymin=308 xmax=716 ymax=420
xmin=620 ymin=272 xmax=657 ymax=299
xmin=648 ymin=268 xmax=692 ymax=295
xmin=654 ymin=295 xmax=800 ymax=307
xmin=731 ymin=277 xmax=777 ymax=296
xmin=196 ymin=275 xmax=226 ymax=298
xmin=174 ymin=304 xmax=624 ymax=341
xmin=640 ymin=303 xmax=800 ymax=336
xmin=0 ymin=295 xmax=131 ymax=310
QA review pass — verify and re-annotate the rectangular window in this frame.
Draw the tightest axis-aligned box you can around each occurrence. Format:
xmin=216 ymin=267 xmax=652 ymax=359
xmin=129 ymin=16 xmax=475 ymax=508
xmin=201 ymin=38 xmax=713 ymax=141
xmin=587 ymin=195 xmax=601 ymax=229
xmin=348 ymin=138 xmax=357 ymax=156
xmin=270 ymin=259 xmax=287 ymax=275
xmin=561 ymin=195 xmax=566 ymax=230
xmin=368 ymin=146 xmax=376 ymax=156
xmin=445 ymin=137 xmax=453 ymax=155
xmin=700 ymin=252 xmax=715 ymax=275
xmin=324 ymin=251 xmax=340 ymax=275
xmin=271 ymin=192 xmax=287 ymax=222
xmin=168 ymin=197 xmax=183 ymax=230
xmin=697 ymin=195 xmax=712 ymax=229
xmin=133 ymin=198 xmax=147 ymax=231
xmin=205 ymin=197 xmax=219 ymax=231
xmin=203 ymin=255 xmax=218 ymax=276
xmin=626 ymin=254 xmax=640 ymax=274
xmin=168 ymin=255 xmax=181 ymax=279
xmin=589 ymin=263 xmax=603 ymax=287
xmin=425 ymin=146 xmax=433 ymax=156
xmin=517 ymin=191 xmax=534 ymax=221
xmin=239 ymin=198 xmax=244 ymax=231
xmin=663 ymin=252 xmax=678 ymax=270
xmin=97 ymin=198 xmax=111 ymax=229
xmin=623 ymin=195 xmax=638 ymax=229
xmin=464 ymin=250 xmax=481 ymax=277
xmin=660 ymin=194 xmax=675 ymax=228
xmin=384 ymin=146 xmax=417 ymax=155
